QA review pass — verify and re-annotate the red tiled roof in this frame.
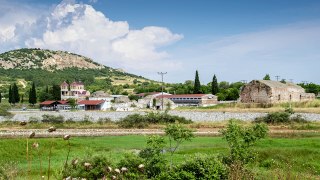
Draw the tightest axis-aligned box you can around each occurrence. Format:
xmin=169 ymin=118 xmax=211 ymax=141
xmin=58 ymin=100 xmax=68 ymax=105
xmin=78 ymin=100 xmax=105 ymax=105
xmin=40 ymin=101 xmax=57 ymax=105
xmin=71 ymin=81 xmax=84 ymax=86
xmin=60 ymin=81 xmax=68 ymax=86
xmin=157 ymin=94 xmax=207 ymax=98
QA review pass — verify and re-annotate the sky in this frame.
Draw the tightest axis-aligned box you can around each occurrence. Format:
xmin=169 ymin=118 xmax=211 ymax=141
xmin=1 ymin=0 xmax=320 ymax=84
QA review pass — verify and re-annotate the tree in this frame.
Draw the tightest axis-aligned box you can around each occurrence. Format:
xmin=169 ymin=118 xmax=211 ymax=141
xmin=8 ymin=85 xmax=12 ymax=104
xmin=0 ymin=92 xmax=1 ymax=103
xmin=263 ymin=74 xmax=271 ymax=80
xmin=11 ymin=83 xmax=19 ymax=104
xmin=211 ymin=74 xmax=219 ymax=95
xmin=20 ymin=95 xmax=24 ymax=103
xmin=29 ymin=82 xmax=37 ymax=105
xmin=165 ymin=124 xmax=194 ymax=167
xmin=280 ymin=79 xmax=286 ymax=84
xmin=193 ymin=70 xmax=201 ymax=94
xmin=51 ymin=84 xmax=61 ymax=100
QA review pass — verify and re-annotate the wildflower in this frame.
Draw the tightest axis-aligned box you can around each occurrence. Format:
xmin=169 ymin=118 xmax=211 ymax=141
xmin=71 ymin=159 xmax=78 ymax=166
xmin=138 ymin=164 xmax=145 ymax=171
xmin=48 ymin=126 xmax=56 ymax=132
xmin=29 ymin=131 xmax=36 ymax=138
xmin=106 ymin=166 xmax=112 ymax=173
xmin=121 ymin=167 xmax=128 ymax=173
xmin=114 ymin=168 xmax=120 ymax=174
xmin=84 ymin=162 xmax=91 ymax=168
xmin=63 ymin=134 xmax=71 ymax=140
xmin=32 ymin=142 xmax=39 ymax=149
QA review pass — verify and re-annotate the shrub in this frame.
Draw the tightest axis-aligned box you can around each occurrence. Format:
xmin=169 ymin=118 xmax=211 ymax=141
xmin=117 ymin=114 xmax=148 ymax=128
xmin=41 ymin=114 xmax=64 ymax=124
xmin=220 ymin=120 xmax=268 ymax=164
xmin=254 ymin=112 xmax=307 ymax=124
xmin=156 ymin=154 xmax=228 ymax=180
xmin=97 ymin=117 xmax=113 ymax=125
xmin=63 ymin=156 xmax=112 ymax=179
xmin=117 ymin=153 xmax=146 ymax=179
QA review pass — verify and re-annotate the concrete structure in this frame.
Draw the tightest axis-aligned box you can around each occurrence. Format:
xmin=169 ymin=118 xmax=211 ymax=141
xmin=60 ymin=81 xmax=90 ymax=100
xmin=240 ymin=80 xmax=315 ymax=103
xmin=157 ymin=94 xmax=218 ymax=107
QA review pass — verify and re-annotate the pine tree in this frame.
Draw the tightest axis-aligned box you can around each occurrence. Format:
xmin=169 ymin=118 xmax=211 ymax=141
xmin=193 ymin=70 xmax=201 ymax=94
xmin=211 ymin=74 xmax=219 ymax=95
xmin=8 ymin=85 xmax=12 ymax=104
xmin=263 ymin=74 xmax=271 ymax=80
xmin=29 ymin=82 xmax=37 ymax=105
xmin=12 ymin=83 xmax=20 ymax=104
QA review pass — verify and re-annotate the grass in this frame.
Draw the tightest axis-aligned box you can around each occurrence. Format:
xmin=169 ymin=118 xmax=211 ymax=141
xmin=0 ymin=135 xmax=320 ymax=179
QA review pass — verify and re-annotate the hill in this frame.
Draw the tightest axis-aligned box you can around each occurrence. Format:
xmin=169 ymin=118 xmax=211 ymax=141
xmin=0 ymin=48 xmax=153 ymax=95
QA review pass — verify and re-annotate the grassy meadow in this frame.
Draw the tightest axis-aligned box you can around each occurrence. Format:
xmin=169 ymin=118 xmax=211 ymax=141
xmin=0 ymin=135 xmax=320 ymax=179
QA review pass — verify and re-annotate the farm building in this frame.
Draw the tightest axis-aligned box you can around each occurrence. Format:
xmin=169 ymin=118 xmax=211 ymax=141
xmin=240 ymin=80 xmax=315 ymax=103
xmin=157 ymin=94 xmax=218 ymax=107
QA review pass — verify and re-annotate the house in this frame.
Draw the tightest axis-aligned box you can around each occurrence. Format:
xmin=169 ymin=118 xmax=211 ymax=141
xmin=156 ymin=94 xmax=218 ymax=107
xmin=61 ymin=81 xmax=90 ymax=100
xmin=240 ymin=80 xmax=315 ymax=103
xmin=40 ymin=100 xmax=71 ymax=110
xmin=78 ymin=100 xmax=108 ymax=111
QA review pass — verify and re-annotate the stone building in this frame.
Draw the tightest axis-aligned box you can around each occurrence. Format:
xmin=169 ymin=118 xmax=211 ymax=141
xmin=240 ymin=80 xmax=315 ymax=103
xmin=60 ymin=81 xmax=90 ymax=100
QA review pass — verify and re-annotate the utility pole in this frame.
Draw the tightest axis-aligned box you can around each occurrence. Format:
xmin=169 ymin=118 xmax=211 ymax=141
xmin=275 ymin=76 xmax=280 ymax=81
xmin=289 ymin=79 xmax=293 ymax=83
xmin=158 ymin=72 xmax=167 ymax=110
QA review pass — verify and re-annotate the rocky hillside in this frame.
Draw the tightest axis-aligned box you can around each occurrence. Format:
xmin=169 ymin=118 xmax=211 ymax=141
xmin=0 ymin=48 xmax=105 ymax=70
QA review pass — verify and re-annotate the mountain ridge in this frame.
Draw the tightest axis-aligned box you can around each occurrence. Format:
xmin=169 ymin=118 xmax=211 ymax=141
xmin=0 ymin=48 xmax=109 ymax=71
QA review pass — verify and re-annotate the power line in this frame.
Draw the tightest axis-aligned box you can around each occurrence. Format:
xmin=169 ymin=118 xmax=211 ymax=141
xmin=158 ymin=72 xmax=167 ymax=110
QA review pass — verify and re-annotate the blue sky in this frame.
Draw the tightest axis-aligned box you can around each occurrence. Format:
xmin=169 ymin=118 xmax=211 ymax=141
xmin=1 ymin=0 xmax=320 ymax=84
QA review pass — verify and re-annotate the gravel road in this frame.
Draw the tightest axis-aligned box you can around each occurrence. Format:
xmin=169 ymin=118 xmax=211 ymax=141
xmin=1 ymin=110 xmax=320 ymax=122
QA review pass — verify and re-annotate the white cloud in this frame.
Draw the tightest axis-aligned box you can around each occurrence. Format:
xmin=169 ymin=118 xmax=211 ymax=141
xmin=0 ymin=0 xmax=183 ymax=74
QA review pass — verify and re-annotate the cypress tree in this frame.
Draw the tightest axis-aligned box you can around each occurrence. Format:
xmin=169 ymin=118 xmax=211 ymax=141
xmin=0 ymin=92 xmax=2 ymax=103
xmin=51 ymin=84 xmax=61 ymax=100
xmin=8 ymin=85 xmax=12 ymax=104
xmin=29 ymin=82 xmax=37 ymax=105
xmin=211 ymin=74 xmax=219 ymax=95
xmin=13 ymin=83 xmax=20 ymax=104
xmin=193 ymin=70 xmax=201 ymax=94
xmin=20 ymin=95 xmax=24 ymax=103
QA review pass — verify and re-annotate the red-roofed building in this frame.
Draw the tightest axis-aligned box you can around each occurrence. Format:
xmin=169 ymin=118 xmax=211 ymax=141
xmin=78 ymin=100 xmax=108 ymax=110
xmin=60 ymin=81 xmax=90 ymax=100
xmin=156 ymin=94 xmax=218 ymax=107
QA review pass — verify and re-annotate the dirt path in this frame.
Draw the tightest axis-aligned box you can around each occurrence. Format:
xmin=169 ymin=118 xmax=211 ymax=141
xmin=0 ymin=128 xmax=319 ymax=138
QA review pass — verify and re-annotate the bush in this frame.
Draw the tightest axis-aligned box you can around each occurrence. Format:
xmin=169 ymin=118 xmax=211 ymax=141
xmin=117 ymin=153 xmax=146 ymax=179
xmin=117 ymin=112 xmax=193 ymax=128
xmin=156 ymin=154 xmax=228 ymax=180
xmin=41 ymin=114 xmax=64 ymax=124
xmin=254 ymin=112 xmax=307 ymax=124
xmin=117 ymin=114 xmax=149 ymax=128
xmin=63 ymin=156 xmax=112 ymax=179
xmin=220 ymin=120 xmax=268 ymax=164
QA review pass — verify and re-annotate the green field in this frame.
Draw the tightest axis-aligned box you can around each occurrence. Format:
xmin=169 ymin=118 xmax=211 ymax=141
xmin=0 ymin=135 xmax=320 ymax=179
